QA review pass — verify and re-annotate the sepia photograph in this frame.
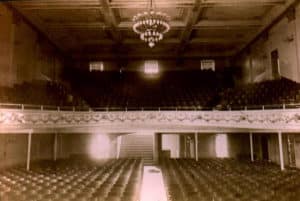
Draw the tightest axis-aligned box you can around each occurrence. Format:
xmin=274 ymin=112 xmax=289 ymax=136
xmin=0 ymin=0 xmax=300 ymax=201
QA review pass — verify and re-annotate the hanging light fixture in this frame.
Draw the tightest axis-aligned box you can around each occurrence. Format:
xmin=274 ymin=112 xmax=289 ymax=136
xmin=132 ymin=0 xmax=170 ymax=48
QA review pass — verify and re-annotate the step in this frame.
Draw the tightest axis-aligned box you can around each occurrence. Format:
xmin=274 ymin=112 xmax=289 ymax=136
xmin=120 ymin=134 xmax=154 ymax=164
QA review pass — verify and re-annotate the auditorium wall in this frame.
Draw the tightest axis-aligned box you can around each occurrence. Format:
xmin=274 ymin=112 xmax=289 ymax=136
xmin=235 ymin=3 xmax=300 ymax=83
xmin=197 ymin=134 xmax=216 ymax=158
xmin=227 ymin=134 xmax=251 ymax=158
xmin=161 ymin=134 xmax=180 ymax=158
xmin=253 ymin=135 xmax=263 ymax=160
xmin=267 ymin=134 xmax=289 ymax=166
xmin=0 ymin=134 xmax=54 ymax=169
xmin=196 ymin=133 xmax=294 ymax=167
xmin=196 ymin=133 xmax=250 ymax=159
xmin=57 ymin=134 xmax=118 ymax=160
xmin=0 ymin=4 xmax=65 ymax=87
xmin=60 ymin=134 xmax=89 ymax=158
xmin=31 ymin=134 xmax=54 ymax=161
xmin=294 ymin=135 xmax=300 ymax=168
xmin=0 ymin=133 xmax=119 ymax=169
xmin=73 ymin=58 xmax=231 ymax=72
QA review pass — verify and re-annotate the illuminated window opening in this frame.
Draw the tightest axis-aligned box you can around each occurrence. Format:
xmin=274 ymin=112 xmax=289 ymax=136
xmin=89 ymin=61 xmax=104 ymax=72
xmin=215 ymin=134 xmax=229 ymax=158
xmin=144 ymin=60 xmax=159 ymax=74
xmin=201 ymin=60 xmax=215 ymax=71
xmin=89 ymin=134 xmax=110 ymax=159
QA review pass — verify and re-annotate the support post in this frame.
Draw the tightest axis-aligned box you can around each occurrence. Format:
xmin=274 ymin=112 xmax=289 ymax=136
xmin=53 ymin=132 xmax=58 ymax=161
xmin=26 ymin=132 xmax=32 ymax=171
xmin=278 ymin=132 xmax=285 ymax=171
xmin=250 ymin=133 xmax=254 ymax=162
xmin=117 ymin=135 xmax=121 ymax=159
xmin=184 ymin=135 xmax=187 ymax=158
xmin=195 ymin=133 xmax=198 ymax=161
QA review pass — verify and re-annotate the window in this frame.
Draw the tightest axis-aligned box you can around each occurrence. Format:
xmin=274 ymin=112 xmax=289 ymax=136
xmin=89 ymin=61 xmax=104 ymax=72
xmin=201 ymin=60 xmax=215 ymax=71
xmin=144 ymin=60 xmax=159 ymax=74
xmin=89 ymin=134 xmax=110 ymax=159
xmin=215 ymin=134 xmax=228 ymax=158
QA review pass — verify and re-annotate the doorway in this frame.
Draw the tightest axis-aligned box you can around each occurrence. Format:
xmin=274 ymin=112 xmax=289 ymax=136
xmin=271 ymin=49 xmax=280 ymax=79
xmin=295 ymin=141 xmax=300 ymax=168
xmin=261 ymin=136 xmax=269 ymax=160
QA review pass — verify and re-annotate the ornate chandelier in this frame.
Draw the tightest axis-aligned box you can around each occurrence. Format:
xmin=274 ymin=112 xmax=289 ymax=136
xmin=132 ymin=0 xmax=170 ymax=48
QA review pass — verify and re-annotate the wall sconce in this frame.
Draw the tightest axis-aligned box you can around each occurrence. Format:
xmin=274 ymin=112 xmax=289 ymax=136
xmin=283 ymin=34 xmax=294 ymax=42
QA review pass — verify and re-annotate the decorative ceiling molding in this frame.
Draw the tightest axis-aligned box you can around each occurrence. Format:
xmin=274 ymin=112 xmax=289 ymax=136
xmin=5 ymin=2 xmax=68 ymax=56
xmin=70 ymin=50 xmax=236 ymax=60
xmin=177 ymin=0 xmax=204 ymax=55
xmin=195 ymin=20 xmax=263 ymax=28
xmin=15 ymin=0 xmax=284 ymax=10
xmin=99 ymin=0 xmax=123 ymax=43
xmin=199 ymin=0 xmax=285 ymax=7
xmin=238 ymin=0 xmax=300 ymax=54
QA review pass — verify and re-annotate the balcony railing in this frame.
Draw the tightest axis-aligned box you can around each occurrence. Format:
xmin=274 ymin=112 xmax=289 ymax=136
xmin=1 ymin=102 xmax=300 ymax=112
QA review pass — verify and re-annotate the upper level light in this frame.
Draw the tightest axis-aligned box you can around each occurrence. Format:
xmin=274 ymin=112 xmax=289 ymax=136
xmin=89 ymin=61 xmax=104 ymax=72
xmin=201 ymin=60 xmax=215 ymax=71
xmin=144 ymin=60 xmax=159 ymax=74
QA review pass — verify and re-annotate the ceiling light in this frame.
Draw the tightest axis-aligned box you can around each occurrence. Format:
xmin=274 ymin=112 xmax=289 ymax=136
xmin=132 ymin=0 xmax=170 ymax=48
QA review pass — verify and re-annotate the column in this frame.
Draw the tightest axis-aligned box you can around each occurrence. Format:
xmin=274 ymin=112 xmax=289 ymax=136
xmin=250 ymin=133 xmax=254 ymax=162
xmin=53 ymin=132 xmax=58 ymax=161
xmin=195 ymin=133 xmax=198 ymax=161
xmin=26 ymin=132 xmax=32 ymax=171
xmin=184 ymin=135 xmax=187 ymax=158
xmin=116 ymin=135 xmax=122 ymax=159
xmin=153 ymin=132 xmax=159 ymax=163
xmin=278 ymin=132 xmax=285 ymax=171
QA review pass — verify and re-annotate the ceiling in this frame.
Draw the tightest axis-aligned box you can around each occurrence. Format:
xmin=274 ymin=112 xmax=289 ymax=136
xmin=8 ymin=0 xmax=297 ymax=60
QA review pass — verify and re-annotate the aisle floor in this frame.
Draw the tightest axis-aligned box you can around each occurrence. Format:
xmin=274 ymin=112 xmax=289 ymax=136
xmin=140 ymin=166 xmax=168 ymax=201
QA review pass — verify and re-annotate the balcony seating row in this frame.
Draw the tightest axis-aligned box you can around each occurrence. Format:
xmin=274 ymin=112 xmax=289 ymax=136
xmin=65 ymin=72 xmax=300 ymax=109
xmin=219 ymin=78 xmax=300 ymax=108
xmin=1 ymin=73 xmax=300 ymax=110
xmin=0 ymin=80 xmax=87 ymax=108
xmin=72 ymin=71 xmax=221 ymax=108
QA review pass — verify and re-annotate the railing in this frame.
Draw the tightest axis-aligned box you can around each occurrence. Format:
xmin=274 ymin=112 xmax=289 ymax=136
xmin=1 ymin=102 xmax=300 ymax=132
xmin=1 ymin=102 xmax=300 ymax=112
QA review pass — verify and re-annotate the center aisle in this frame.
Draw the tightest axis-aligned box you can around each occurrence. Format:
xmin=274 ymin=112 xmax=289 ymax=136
xmin=140 ymin=166 xmax=168 ymax=201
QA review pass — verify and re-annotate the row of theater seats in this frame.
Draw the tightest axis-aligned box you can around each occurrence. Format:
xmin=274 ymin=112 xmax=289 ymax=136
xmin=77 ymin=76 xmax=300 ymax=109
xmin=66 ymin=72 xmax=300 ymax=109
xmin=1 ymin=74 xmax=300 ymax=110
xmin=0 ymin=80 xmax=86 ymax=108
xmin=219 ymin=78 xmax=300 ymax=108
xmin=73 ymin=70 xmax=221 ymax=108
xmin=0 ymin=158 xmax=143 ymax=201
xmin=161 ymin=159 xmax=300 ymax=201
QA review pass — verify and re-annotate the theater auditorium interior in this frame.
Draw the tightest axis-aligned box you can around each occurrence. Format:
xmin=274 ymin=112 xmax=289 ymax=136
xmin=1 ymin=0 xmax=300 ymax=201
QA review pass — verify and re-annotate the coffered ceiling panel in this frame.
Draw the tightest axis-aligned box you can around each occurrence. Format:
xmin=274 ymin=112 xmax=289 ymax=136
xmin=109 ymin=0 xmax=195 ymax=8
xmin=6 ymin=0 xmax=296 ymax=59
xmin=202 ymin=6 xmax=273 ymax=20
xmin=191 ymin=28 xmax=257 ymax=39
xmin=28 ymin=9 xmax=103 ymax=24
xmin=118 ymin=7 xmax=187 ymax=21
